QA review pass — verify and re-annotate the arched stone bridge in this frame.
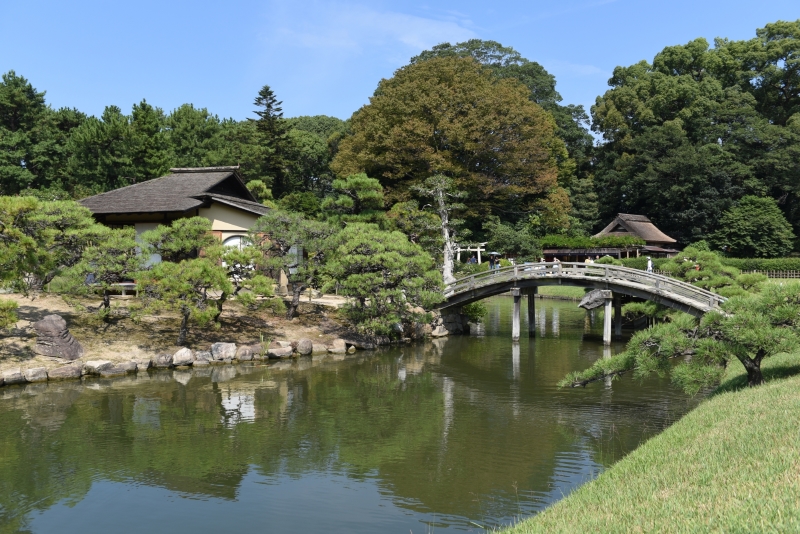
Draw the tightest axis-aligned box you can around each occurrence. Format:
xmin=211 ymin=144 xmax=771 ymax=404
xmin=440 ymin=262 xmax=726 ymax=342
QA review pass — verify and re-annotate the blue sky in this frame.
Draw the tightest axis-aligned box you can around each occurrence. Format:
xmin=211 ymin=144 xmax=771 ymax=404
xmin=2 ymin=0 xmax=798 ymax=124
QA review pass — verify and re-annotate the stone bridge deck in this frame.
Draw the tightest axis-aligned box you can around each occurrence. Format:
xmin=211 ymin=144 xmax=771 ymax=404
xmin=441 ymin=263 xmax=726 ymax=342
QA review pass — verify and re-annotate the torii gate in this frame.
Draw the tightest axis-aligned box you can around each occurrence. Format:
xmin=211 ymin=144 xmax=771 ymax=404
xmin=455 ymin=242 xmax=488 ymax=264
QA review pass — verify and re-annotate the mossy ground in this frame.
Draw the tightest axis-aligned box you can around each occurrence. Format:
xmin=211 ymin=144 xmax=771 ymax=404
xmin=500 ymin=353 xmax=800 ymax=533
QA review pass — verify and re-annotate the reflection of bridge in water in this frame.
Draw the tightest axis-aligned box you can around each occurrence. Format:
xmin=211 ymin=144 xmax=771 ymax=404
xmin=440 ymin=262 xmax=727 ymax=343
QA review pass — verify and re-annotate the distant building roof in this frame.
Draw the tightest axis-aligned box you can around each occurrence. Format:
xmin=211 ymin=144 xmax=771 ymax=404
xmin=594 ymin=213 xmax=677 ymax=245
xmin=79 ymin=166 xmax=270 ymax=217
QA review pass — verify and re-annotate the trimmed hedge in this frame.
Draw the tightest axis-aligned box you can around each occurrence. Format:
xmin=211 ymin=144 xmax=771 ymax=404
xmin=718 ymin=257 xmax=800 ymax=271
xmin=620 ymin=256 xmax=800 ymax=272
xmin=619 ymin=257 xmax=669 ymax=270
xmin=540 ymin=235 xmax=645 ymax=249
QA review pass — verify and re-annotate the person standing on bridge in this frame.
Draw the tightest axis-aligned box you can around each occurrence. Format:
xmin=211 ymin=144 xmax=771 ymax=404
xmin=646 ymin=256 xmax=653 ymax=273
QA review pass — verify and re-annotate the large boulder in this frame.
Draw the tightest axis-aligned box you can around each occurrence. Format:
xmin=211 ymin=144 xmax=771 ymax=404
xmin=83 ymin=360 xmax=114 ymax=375
xmin=172 ymin=347 xmax=195 ymax=366
xmin=267 ymin=346 xmax=294 ymax=359
xmin=23 ymin=367 xmax=48 ymax=383
xmin=296 ymin=338 xmax=313 ymax=356
xmin=153 ymin=353 xmax=173 ymax=369
xmin=327 ymin=339 xmax=347 ymax=354
xmin=2 ymin=368 xmax=26 ymax=385
xmin=133 ymin=358 xmax=152 ymax=372
xmin=211 ymin=342 xmax=237 ymax=361
xmin=48 ymin=364 xmax=82 ymax=380
xmin=579 ymin=289 xmax=612 ymax=311
xmin=31 ymin=314 xmax=84 ymax=360
xmin=100 ymin=361 xmax=137 ymax=377
xmin=311 ymin=343 xmax=327 ymax=354
xmin=236 ymin=344 xmax=259 ymax=361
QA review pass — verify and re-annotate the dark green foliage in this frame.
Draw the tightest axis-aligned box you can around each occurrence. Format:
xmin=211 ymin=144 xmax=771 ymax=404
xmin=251 ymin=85 xmax=292 ymax=197
xmin=710 ymin=196 xmax=795 ymax=258
xmin=539 ymin=235 xmax=645 ymax=249
xmin=136 ymin=257 xmax=231 ymax=346
xmin=278 ymin=191 xmax=321 ymax=217
xmin=0 ymin=71 xmax=86 ymax=195
xmin=569 ymin=176 xmax=601 ymax=234
xmin=252 ymin=209 xmax=337 ymax=319
xmin=324 ymin=223 xmax=443 ymax=337
xmin=67 ymin=227 xmax=145 ymax=312
xmin=286 ymin=115 xmax=347 ymax=141
xmin=720 ymin=257 xmax=800 ymax=271
xmin=594 ymin=255 xmax=623 ymax=266
xmin=321 ymin=173 xmax=386 ymax=227
xmin=591 ymin=22 xmax=800 ymax=244
xmin=461 ymin=301 xmax=488 ymax=323
xmin=386 ymin=200 xmax=443 ymax=260
xmin=659 ymin=246 xmax=741 ymax=296
xmin=0 ymin=197 xmax=103 ymax=293
xmin=245 ymin=179 xmax=275 ymax=206
xmin=483 ymin=216 xmax=540 ymax=261
xmin=139 ymin=217 xmax=217 ymax=263
xmin=619 ymin=257 xmax=668 ymax=270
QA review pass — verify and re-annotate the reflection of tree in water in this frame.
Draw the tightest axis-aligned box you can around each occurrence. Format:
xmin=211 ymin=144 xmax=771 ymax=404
xmin=0 ymin=308 xmax=701 ymax=531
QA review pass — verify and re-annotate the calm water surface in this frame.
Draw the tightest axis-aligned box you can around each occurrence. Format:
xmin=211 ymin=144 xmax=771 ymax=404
xmin=0 ymin=297 xmax=700 ymax=533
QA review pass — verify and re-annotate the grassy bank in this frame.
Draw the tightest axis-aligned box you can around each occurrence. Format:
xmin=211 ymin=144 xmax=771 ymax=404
xmin=501 ymin=353 xmax=800 ymax=533
xmin=534 ymin=286 xmax=586 ymax=299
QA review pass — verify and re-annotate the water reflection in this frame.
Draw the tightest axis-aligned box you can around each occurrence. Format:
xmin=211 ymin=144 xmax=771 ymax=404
xmin=0 ymin=297 xmax=700 ymax=534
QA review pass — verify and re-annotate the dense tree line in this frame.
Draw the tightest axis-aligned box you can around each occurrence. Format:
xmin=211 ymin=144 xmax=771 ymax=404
xmin=2 ymin=20 xmax=800 ymax=265
xmin=591 ymin=20 xmax=800 ymax=247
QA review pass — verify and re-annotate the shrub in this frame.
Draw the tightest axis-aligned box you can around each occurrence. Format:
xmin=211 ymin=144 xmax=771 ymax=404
xmin=540 ymin=235 xmax=645 ymax=249
xmin=461 ymin=301 xmax=488 ymax=323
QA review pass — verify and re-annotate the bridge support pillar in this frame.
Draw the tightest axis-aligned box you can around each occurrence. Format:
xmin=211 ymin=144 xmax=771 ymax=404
xmin=600 ymin=290 xmax=613 ymax=346
xmin=526 ymin=287 xmax=537 ymax=338
xmin=511 ymin=288 xmax=521 ymax=341
xmin=614 ymin=294 xmax=622 ymax=339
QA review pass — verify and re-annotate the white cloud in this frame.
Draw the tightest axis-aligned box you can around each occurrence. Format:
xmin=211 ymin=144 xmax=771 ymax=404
xmin=264 ymin=1 xmax=477 ymax=57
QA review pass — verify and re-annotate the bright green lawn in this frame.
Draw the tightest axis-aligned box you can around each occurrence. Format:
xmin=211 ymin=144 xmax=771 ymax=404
xmin=534 ymin=286 xmax=586 ymax=299
xmin=500 ymin=353 xmax=800 ymax=533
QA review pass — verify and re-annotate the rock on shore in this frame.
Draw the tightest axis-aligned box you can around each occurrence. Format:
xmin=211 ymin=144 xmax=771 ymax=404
xmin=32 ymin=314 xmax=84 ymax=360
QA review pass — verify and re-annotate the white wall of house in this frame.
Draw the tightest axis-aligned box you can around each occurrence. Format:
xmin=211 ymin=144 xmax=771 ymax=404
xmin=134 ymin=222 xmax=162 ymax=266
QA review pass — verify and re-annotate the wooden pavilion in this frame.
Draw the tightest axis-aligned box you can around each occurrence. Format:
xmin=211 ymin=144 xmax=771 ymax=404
xmin=543 ymin=213 xmax=679 ymax=261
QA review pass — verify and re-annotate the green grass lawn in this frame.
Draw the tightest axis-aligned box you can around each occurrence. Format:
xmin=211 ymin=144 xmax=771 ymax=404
xmin=500 ymin=353 xmax=800 ymax=533
xmin=534 ymin=286 xmax=586 ymax=299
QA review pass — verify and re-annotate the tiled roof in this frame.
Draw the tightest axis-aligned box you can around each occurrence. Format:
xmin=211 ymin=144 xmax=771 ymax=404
xmin=79 ymin=167 xmax=265 ymax=216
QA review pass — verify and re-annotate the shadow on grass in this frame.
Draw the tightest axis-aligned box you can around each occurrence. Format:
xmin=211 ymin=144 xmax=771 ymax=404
xmin=711 ymin=353 xmax=800 ymax=396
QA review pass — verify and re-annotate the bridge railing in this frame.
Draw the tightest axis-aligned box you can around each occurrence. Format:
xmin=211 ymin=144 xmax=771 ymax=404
xmin=446 ymin=262 xmax=726 ymax=310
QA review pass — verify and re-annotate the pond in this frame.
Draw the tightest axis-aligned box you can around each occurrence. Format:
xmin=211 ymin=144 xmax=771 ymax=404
xmin=0 ymin=297 xmax=701 ymax=533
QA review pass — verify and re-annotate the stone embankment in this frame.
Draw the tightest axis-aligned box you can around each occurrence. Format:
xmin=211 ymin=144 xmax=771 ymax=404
xmin=0 ymin=337 xmax=364 ymax=388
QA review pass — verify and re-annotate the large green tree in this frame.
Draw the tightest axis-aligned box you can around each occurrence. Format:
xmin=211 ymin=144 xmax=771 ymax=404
xmin=251 ymin=85 xmax=292 ymax=197
xmin=0 ymin=71 xmax=86 ymax=196
xmin=710 ymin=196 xmax=796 ymax=258
xmin=251 ymin=209 xmax=337 ymax=319
xmin=591 ymin=21 xmax=800 ymax=244
xmin=409 ymin=39 xmax=593 ymax=179
xmin=331 ymin=57 xmax=568 ymax=228
xmin=324 ymin=223 xmax=443 ymax=338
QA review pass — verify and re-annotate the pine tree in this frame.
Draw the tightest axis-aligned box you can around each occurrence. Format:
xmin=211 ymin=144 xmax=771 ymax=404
xmin=251 ymin=85 xmax=291 ymax=197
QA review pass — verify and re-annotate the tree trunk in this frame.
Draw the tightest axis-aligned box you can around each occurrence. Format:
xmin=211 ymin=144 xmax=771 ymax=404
xmin=436 ymin=188 xmax=456 ymax=285
xmin=740 ymin=354 xmax=764 ymax=387
xmin=214 ymin=291 xmax=228 ymax=322
xmin=286 ymin=284 xmax=304 ymax=319
xmin=102 ymin=289 xmax=111 ymax=309
xmin=177 ymin=310 xmax=190 ymax=346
